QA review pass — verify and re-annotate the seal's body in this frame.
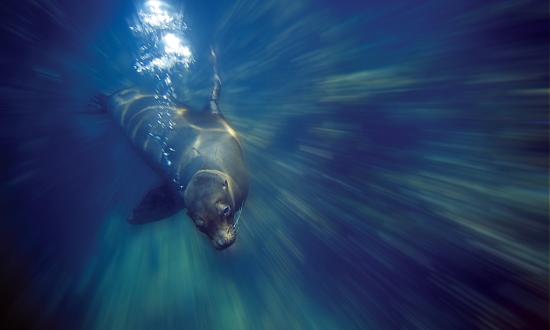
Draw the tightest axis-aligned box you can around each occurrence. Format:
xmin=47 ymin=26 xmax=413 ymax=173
xmin=105 ymin=75 xmax=248 ymax=249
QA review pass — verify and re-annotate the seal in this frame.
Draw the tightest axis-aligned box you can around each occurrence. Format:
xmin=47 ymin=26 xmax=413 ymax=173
xmin=104 ymin=61 xmax=248 ymax=250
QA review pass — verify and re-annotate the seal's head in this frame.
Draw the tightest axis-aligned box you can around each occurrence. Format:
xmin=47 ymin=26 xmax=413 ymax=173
xmin=184 ymin=170 xmax=237 ymax=250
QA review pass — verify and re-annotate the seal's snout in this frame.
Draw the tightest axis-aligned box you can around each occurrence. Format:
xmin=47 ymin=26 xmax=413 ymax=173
xmin=213 ymin=237 xmax=234 ymax=250
xmin=213 ymin=228 xmax=236 ymax=250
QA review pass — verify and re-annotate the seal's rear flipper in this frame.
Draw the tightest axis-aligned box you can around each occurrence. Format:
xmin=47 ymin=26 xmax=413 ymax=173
xmin=128 ymin=183 xmax=183 ymax=224
xmin=91 ymin=93 xmax=109 ymax=110
xmin=77 ymin=93 xmax=109 ymax=115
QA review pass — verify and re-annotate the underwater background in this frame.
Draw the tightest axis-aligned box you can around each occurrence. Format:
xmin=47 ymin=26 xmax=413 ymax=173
xmin=0 ymin=0 xmax=548 ymax=329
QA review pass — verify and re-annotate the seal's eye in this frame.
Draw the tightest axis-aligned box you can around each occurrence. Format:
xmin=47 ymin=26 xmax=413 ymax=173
xmin=223 ymin=206 xmax=231 ymax=216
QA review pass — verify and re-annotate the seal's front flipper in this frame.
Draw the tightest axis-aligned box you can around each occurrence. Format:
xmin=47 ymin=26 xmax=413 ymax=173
xmin=128 ymin=184 xmax=183 ymax=224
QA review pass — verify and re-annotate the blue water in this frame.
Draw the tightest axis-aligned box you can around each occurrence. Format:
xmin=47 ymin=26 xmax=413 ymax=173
xmin=0 ymin=0 xmax=548 ymax=329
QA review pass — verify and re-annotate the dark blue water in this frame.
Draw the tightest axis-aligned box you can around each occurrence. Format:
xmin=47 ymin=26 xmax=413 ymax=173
xmin=0 ymin=0 xmax=548 ymax=329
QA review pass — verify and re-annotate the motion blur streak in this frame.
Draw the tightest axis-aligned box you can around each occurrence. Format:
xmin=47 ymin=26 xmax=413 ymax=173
xmin=0 ymin=0 xmax=548 ymax=329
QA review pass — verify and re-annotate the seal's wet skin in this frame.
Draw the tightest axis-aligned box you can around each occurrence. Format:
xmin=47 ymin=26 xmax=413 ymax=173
xmin=105 ymin=67 xmax=248 ymax=250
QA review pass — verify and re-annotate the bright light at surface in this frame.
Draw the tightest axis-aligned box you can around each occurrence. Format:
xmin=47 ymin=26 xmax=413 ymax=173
xmin=130 ymin=0 xmax=194 ymax=74
xmin=163 ymin=33 xmax=192 ymax=57
xmin=146 ymin=0 xmax=161 ymax=9
xmin=136 ymin=0 xmax=182 ymax=31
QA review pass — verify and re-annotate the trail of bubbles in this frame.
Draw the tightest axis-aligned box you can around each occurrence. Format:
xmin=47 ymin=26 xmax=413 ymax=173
xmin=129 ymin=0 xmax=195 ymax=171
xmin=130 ymin=0 xmax=193 ymax=75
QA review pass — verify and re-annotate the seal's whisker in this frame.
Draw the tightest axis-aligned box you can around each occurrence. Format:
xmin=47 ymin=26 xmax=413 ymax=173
xmin=233 ymin=206 xmax=243 ymax=231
